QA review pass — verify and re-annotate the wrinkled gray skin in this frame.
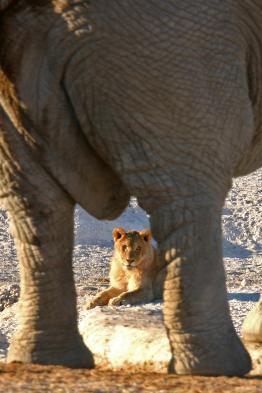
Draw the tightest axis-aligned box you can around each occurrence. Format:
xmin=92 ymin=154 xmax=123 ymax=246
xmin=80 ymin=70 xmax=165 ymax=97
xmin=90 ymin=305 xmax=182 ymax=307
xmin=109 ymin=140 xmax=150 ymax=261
xmin=0 ymin=0 xmax=261 ymax=376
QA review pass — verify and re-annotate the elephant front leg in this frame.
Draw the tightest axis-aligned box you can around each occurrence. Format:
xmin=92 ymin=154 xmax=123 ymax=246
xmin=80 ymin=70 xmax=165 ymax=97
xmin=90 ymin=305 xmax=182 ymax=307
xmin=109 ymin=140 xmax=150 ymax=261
xmin=6 ymin=197 xmax=94 ymax=368
xmin=150 ymin=198 xmax=251 ymax=376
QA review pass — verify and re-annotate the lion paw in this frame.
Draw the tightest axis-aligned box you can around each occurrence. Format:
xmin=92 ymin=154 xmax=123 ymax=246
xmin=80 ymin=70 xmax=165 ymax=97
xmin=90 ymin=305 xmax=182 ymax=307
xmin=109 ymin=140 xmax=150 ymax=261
xmin=108 ymin=296 xmax=130 ymax=306
xmin=108 ymin=296 xmax=123 ymax=306
xmin=85 ymin=299 xmax=98 ymax=310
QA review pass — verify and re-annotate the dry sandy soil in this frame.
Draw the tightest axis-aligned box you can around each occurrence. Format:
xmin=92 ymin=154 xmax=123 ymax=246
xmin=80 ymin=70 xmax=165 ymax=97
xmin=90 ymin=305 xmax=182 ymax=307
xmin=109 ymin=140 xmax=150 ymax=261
xmin=0 ymin=363 xmax=262 ymax=392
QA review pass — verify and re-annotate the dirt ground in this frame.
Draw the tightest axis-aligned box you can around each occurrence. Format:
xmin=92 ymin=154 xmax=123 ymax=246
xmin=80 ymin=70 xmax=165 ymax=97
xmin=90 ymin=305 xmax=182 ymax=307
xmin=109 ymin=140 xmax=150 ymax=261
xmin=0 ymin=363 xmax=262 ymax=393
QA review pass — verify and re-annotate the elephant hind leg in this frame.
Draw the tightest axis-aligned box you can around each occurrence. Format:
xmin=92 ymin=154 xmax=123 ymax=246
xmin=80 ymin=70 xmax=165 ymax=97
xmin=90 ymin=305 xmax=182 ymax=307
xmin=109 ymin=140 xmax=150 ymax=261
xmin=6 ymin=191 xmax=94 ymax=367
xmin=136 ymin=183 xmax=251 ymax=376
xmin=0 ymin=130 xmax=93 ymax=367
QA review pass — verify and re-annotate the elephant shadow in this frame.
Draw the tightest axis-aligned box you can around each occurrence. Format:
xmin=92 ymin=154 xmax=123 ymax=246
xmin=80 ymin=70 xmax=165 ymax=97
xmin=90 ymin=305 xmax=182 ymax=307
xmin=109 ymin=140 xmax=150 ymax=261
xmin=223 ymin=238 xmax=252 ymax=259
xmin=227 ymin=293 xmax=260 ymax=302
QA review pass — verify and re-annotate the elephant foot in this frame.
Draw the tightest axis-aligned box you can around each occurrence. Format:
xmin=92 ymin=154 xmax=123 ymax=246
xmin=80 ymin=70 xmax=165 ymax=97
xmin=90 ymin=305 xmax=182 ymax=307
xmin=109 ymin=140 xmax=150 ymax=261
xmin=168 ymin=328 xmax=251 ymax=376
xmin=7 ymin=330 xmax=94 ymax=368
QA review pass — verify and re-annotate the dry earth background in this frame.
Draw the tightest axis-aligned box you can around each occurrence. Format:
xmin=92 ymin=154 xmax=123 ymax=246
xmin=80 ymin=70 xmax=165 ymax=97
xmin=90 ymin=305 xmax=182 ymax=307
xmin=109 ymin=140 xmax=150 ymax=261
xmin=0 ymin=169 xmax=261 ymax=391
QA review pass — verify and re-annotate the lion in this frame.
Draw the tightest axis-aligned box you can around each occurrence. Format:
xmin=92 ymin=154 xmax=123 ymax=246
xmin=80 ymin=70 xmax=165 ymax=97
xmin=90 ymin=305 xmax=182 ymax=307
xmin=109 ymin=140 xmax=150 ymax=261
xmin=85 ymin=227 xmax=165 ymax=308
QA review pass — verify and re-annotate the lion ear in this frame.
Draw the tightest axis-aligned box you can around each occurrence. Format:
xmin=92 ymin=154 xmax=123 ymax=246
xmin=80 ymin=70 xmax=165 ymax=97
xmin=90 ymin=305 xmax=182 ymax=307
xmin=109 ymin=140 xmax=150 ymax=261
xmin=139 ymin=229 xmax=152 ymax=242
xmin=112 ymin=227 xmax=126 ymax=242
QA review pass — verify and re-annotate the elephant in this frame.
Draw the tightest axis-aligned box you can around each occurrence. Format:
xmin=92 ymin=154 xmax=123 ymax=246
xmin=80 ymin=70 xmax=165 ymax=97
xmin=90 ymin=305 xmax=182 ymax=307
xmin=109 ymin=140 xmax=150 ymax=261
xmin=0 ymin=0 xmax=261 ymax=376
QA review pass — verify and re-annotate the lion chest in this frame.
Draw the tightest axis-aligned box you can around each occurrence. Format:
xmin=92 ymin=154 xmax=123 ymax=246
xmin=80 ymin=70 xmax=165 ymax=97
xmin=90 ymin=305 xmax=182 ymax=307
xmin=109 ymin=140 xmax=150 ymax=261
xmin=126 ymin=269 xmax=145 ymax=291
xmin=109 ymin=258 xmax=150 ymax=291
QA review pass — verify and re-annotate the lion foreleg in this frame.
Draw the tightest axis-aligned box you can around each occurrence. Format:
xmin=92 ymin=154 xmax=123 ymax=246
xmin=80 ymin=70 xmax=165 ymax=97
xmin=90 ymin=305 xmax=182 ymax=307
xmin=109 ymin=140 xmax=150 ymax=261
xmin=109 ymin=286 xmax=154 ymax=306
xmin=85 ymin=287 xmax=124 ymax=309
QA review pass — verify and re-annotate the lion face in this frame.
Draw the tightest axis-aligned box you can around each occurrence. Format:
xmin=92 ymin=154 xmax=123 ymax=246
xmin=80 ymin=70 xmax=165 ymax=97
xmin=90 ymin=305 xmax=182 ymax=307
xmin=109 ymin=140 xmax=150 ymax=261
xmin=113 ymin=227 xmax=152 ymax=270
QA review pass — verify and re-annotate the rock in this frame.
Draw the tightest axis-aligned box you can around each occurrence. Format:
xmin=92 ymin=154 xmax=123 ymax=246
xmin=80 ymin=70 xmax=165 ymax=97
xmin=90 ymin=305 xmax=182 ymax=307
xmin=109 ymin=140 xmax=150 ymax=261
xmin=0 ymin=331 xmax=9 ymax=360
xmin=242 ymin=298 xmax=262 ymax=343
xmin=79 ymin=304 xmax=171 ymax=373
xmin=241 ymin=298 xmax=262 ymax=375
xmin=243 ymin=341 xmax=262 ymax=376
xmin=0 ymin=284 xmax=20 ymax=311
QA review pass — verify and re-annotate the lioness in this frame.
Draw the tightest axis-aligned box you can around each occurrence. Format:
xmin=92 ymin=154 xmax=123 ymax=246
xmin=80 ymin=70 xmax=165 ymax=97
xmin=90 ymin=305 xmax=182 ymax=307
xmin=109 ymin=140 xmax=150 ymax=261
xmin=85 ymin=227 xmax=165 ymax=308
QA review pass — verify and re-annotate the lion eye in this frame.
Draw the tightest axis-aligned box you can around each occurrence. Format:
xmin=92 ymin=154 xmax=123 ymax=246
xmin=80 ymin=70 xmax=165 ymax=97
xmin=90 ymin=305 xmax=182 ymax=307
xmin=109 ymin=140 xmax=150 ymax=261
xmin=136 ymin=246 xmax=141 ymax=252
xmin=122 ymin=245 xmax=127 ymax=252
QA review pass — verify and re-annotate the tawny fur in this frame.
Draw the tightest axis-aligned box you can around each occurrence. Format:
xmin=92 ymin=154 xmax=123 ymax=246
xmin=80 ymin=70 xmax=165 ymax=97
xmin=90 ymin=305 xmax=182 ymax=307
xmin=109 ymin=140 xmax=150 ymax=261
xmin=85 ymin=227 xmax=165 ymax=308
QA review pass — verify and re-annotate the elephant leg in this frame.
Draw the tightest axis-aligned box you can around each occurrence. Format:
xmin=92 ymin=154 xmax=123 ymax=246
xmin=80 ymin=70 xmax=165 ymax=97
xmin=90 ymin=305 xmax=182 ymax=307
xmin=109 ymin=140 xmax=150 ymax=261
xmin=0 ymin=107 xmax=93 ymax=366
xmin=6 ymin=195 xmax=94 ymax=367
xmin=148 ymin=194 xmax=251 ymax=376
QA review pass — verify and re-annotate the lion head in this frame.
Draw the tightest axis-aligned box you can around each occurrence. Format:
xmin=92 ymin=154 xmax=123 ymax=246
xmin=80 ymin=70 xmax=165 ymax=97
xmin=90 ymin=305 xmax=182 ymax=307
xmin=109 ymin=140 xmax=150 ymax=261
xmin=112 ymin=227 xmax=153 ymax=270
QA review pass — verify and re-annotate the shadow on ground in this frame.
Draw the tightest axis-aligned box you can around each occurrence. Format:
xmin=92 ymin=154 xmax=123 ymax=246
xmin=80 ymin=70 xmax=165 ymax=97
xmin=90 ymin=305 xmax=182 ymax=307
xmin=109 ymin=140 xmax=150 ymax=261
xmin=223 ymin=239 xmax=252 ymax=258
xmin=228 ymin=293 xmax=260 ymax=302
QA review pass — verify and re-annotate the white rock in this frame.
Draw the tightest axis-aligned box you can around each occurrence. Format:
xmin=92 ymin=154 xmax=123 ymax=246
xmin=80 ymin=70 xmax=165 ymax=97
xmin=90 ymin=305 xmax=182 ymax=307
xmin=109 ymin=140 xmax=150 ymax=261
xmin=79 ymin=305 xmax=171 ymax=372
